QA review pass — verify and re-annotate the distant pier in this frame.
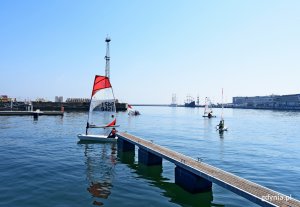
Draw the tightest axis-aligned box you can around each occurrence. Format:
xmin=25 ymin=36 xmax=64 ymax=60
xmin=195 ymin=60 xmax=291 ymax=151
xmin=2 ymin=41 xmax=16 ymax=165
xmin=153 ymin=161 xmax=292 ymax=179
xmin=0 ymin=111 xmax=64 ymax=116
xmin=117 ymin=132 xmax=300 ymax=207
xmin=0 ymin=101 xmax=128 ymax=112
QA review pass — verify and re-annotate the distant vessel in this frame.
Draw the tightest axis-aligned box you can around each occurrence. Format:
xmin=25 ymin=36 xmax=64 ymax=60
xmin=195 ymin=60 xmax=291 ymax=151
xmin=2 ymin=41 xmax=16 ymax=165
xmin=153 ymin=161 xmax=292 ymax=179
xmin=217 ymin=89 xmax=228 ymax=132
xmin=184 ymin=95 xmax=195 ymax=107
xmin=77 ymin=75 xmax=119 ymax=142
xmin=128 ymin=104 xmax=141 ymax=116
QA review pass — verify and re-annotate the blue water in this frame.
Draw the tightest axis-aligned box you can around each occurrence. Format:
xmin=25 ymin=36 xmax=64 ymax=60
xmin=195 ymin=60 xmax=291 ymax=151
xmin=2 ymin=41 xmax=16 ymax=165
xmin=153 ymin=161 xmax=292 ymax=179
xmin=0 ymin=107 xmax=299 ymax=207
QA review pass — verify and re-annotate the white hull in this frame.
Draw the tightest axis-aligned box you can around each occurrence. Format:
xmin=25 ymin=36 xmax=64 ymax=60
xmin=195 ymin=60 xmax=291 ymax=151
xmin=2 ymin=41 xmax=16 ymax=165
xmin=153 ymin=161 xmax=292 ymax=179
xmin=77 ymin=134 xmax=117 ymax=142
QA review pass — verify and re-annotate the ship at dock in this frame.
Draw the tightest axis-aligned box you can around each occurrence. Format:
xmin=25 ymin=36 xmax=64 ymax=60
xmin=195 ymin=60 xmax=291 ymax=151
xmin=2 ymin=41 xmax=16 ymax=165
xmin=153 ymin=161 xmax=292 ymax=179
xmin=184 ymin=95 xmax=195 ymax=107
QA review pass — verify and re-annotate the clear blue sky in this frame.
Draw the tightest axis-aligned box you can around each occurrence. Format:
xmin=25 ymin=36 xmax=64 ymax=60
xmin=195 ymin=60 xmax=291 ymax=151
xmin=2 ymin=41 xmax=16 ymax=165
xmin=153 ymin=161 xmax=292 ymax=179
xmin=1 ymin=0 xmax=299 ymax=104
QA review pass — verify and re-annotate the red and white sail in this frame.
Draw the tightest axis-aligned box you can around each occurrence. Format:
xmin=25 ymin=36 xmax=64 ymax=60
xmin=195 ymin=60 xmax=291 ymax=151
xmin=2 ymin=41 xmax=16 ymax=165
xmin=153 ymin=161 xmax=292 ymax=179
xmin=87 ymin=75 xmax=117 ymax=128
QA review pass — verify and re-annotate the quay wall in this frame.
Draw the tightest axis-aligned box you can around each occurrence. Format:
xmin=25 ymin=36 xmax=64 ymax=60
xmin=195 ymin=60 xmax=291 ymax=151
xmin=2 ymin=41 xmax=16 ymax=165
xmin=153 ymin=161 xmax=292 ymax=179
xmin=232 ymin=105 xmax=300 ymax=110
xmin=0 ymin=102 xmax=128 ymax=112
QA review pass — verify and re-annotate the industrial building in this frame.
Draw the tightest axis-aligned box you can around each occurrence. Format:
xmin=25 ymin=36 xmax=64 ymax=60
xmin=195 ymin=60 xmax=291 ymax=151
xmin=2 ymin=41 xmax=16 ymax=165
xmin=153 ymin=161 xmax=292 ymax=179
xmin=233 ymin=94 xmax=300 ymax=110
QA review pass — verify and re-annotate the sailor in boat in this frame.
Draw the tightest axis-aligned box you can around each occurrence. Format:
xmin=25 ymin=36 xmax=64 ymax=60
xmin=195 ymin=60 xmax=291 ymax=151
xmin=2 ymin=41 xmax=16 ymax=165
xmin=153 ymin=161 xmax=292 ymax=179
xmin=128 ymin=110 xmax=140 ymax=116
xmin=86 ymin=122 xmax=89 ymax=135
xmin=208 ymin=111 xmax=212 ymax=118
xmin=218 ymin=120 xmax=224 ymax=130
xmin=107 ymin=127 xmax=117 ymax=138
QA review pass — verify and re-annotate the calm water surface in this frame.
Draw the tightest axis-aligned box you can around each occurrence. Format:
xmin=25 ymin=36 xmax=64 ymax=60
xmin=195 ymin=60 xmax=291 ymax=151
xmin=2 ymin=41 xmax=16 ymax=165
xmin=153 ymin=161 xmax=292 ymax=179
xmin=0 ymin=107 xmax=299 ymax=207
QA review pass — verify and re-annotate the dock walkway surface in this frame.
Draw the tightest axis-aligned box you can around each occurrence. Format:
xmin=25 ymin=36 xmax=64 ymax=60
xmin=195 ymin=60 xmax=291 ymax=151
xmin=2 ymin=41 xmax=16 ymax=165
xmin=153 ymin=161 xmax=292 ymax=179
xmin=118 ymin=132 xmax=300 ymax=207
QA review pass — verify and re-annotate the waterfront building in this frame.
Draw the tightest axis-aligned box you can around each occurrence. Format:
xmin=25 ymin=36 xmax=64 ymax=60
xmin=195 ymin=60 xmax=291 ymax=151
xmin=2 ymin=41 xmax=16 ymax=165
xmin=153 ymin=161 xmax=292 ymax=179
xmin=66 ymin=98 xmax=90 ymax=103
xmin=274 ymin=94 xmax=300 ymax=107
xmin=233 ymin=94 xmax=300 ymax=109
xmin=0 ymin=95 xmax=9 ymax=102
xmin=0 ymin=95 xmax=15 ymax=103
xmin=55 ymin=96 xmax=63 ymax=102
xmin=35 ymin=98 xmax=48 ymax=102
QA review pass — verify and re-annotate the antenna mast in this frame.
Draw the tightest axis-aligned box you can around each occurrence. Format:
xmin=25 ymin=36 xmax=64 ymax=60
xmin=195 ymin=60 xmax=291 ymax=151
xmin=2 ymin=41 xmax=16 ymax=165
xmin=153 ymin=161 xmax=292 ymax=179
xmin=105 ymin=37 xmax=111 ymax=78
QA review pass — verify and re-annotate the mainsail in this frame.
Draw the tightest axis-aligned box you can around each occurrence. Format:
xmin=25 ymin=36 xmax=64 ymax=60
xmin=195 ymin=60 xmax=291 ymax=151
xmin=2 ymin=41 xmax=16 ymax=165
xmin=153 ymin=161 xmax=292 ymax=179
xmin=203 ymin=97 xmax=213 ymax=115
xmin=86 ymin=75 xmax=117 ymax=133
xmin=221 ymin=88 xmax=224 ymax=120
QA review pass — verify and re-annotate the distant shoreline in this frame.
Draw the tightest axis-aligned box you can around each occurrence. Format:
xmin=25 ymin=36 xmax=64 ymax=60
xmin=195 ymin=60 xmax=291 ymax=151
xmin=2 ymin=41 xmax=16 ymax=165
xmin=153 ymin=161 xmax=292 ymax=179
xmin=1 ymin=102 xmax=300 ymax=111
xmin=132 ymin=104 xmax=300 ymax=111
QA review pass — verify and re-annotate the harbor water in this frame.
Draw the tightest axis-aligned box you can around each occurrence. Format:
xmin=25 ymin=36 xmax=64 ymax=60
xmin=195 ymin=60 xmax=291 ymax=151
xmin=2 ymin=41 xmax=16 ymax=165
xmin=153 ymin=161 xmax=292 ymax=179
xmin=0 ymin=107 xmax=299 ymax=207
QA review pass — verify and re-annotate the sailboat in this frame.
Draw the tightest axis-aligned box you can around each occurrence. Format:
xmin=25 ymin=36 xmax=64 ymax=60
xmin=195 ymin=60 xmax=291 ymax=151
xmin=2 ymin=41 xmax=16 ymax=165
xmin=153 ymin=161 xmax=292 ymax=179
xmin=77 ymin=75 xmax=119 ymax=142
xmin=202 ymin=97 xmax=216 ymax=118
xmin=216 ymin=89 xmax=228 ymax=132
xmin=127 ymin=104 xmax=140 ymax=116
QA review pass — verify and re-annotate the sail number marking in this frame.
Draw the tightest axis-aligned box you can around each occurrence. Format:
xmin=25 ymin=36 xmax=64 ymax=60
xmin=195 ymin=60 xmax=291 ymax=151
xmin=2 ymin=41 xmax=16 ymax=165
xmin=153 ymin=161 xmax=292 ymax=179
xmin=100 ymin=102 xmax=115 ymax=111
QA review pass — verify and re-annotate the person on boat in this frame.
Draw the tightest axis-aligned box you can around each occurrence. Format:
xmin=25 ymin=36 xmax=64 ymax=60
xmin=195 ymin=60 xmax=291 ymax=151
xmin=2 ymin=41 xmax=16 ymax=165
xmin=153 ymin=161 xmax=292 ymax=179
xmin=107 ymin=127 xmax=117 ymax=138
xmin=218 ymin=120 xmax=224 ymax=130
xmin=86 ymin=122 xmax=90 ymax=135
xmin=208 ymin=112 xmax=212 ymax=118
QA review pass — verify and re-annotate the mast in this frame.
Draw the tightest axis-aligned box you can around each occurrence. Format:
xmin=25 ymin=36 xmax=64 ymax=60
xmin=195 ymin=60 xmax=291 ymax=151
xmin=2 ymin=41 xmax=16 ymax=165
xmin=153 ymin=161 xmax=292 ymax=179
xmin=221 ymin=88 xmax=224 ymax=120
xmin=171 ymin=94 xmax=177 ymax=106
xmin=86 ymin=75 xmax=98 ymax=134
xmin=104 ymin=37 xmax=117 ymax=124
xmin=104 ymin=37 xmax=111 ymax=79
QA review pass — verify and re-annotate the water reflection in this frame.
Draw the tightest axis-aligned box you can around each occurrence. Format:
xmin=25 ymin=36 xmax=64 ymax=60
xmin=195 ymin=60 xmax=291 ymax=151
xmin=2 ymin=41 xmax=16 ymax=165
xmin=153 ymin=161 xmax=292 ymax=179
xmin=118 ymin=150 xmax=135 ymax=164
xmin=218 ymin=131 xmax=224 ymax=139
xmin=118 ymin=151 xmax=224 ymax=207
xmin=88 ymin=181 xmax=112 ymax=199
xmin=79 ymin=142 xmax=117 ymax=206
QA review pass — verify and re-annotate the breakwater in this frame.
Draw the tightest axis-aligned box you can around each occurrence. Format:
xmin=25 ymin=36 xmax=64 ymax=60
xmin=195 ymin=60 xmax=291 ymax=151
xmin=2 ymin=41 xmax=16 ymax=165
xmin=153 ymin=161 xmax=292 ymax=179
xmin=0 ymin=101 xmax=127 ymax=112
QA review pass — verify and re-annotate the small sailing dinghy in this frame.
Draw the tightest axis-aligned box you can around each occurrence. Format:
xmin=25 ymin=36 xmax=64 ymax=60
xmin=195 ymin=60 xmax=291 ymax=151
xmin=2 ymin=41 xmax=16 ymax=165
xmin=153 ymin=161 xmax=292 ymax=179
xmin=216 ymin=121 xmax=228 ymax=132
xmin=127 ymin=104 xmax=140 ymax=116
xmin=202 ymin=97 xmax=216 ymax=118
xmin=216 ymin=88 xmax=228 ymax=132
xmin=77 ymin=75 xmax=119 ymax=142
